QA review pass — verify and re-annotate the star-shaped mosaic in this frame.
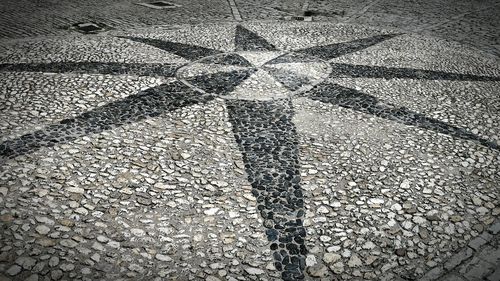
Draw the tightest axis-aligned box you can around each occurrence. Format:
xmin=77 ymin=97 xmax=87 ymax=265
xmin=0 ymin=25 xmax=499 ymax=280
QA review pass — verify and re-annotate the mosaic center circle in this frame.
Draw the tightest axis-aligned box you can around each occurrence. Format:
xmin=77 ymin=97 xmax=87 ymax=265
xmin=176 ymin=51 xmax=332 ymax=100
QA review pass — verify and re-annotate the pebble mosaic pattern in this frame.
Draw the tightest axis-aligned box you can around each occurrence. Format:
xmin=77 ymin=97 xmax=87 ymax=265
xmin=234 ymin=25 xmax=278 ymax=52
xmin=294 ymin=33 xmax=401 ymax=61
xmin=0 ymin=62 xmax=179 ymax=77
xmin=227 ymin=99 xmax=306 ymax=280
xmin=1 ymin=22 xmax=499 ymax=280
xmin=197 ymin=53 xmax=253 ymax=67
xmin=183 ymin=69 xmax=257 ymax=96
xmin=119 ymin=36 xmax=223 ymax=61
xmin=262 ymin=62 xmax=331 ymax=92
xmin=0 ymin=81 xmax=212 ymax=158
xmin=305 ymin=82 xmax=500 ymax=151
xmin=328 ymin=62 xmax=500 ymax=81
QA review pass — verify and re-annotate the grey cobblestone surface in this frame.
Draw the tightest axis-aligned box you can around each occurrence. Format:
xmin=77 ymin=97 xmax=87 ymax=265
xmin=421 ymin=3 xmax=500 ymax=58
xmin=0 ymin=0 xmax=499 ymax=57
xmin=0 ymin=0 xmax=234 ymax=38
xmin=421 ymin=221 xmax=500 ymax=281
xmin=0 ymin=1 xmax=499 ymax=281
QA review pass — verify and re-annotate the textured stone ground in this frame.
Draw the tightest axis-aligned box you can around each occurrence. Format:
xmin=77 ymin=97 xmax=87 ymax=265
xmin=0 ymin=0 xmax=499 ymax=57
xmin=0 ymin=1 xmax=499 ymax=281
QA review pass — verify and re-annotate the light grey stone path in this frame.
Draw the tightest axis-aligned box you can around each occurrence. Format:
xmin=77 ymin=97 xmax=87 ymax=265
xmin=0 ymin=1 xmax=499 ymax=281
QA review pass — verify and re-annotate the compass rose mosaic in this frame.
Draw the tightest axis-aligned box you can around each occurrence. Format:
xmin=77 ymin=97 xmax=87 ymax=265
xmin=0 ymin=23 xmax=499 ymax=280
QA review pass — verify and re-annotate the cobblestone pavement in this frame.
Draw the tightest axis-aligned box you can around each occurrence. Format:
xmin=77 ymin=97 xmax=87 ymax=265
xmin=0 ymin=0 xmax=499 ymax=57
xmin=0 ymin=1 xmax=499 ymax=281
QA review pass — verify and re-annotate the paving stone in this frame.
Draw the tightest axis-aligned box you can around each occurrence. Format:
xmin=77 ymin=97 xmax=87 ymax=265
xmin=6 ymin=265 xmax=22 ymax=276
xmin=15 ymin=257 xmax=36 ymax=270
xmin=488 ymin=222 xmax=500 ymax=235
xmin=460 ymin=258 xmax=496 ymax=281
xmin=469 ymin=236 xmax=489 ymax=251
xmin=486 ymin=268 xmax=500 ymax=281
xmin=478 ymin=245 xmax=500 ymax=265
xmin=35 ymin=225 xmax=50 ymax=235
xmin=440 ymin=273 xmax=467 ymax=281
xmin=420 ymin=266 xmax=444 ymax=281
xmin=444 ymin=248 xmax=474 ymax=271
xmin=307 ymin=264 xmax=328 ymax=277
xmin=25 ymin=274 xmax=39 ymax=281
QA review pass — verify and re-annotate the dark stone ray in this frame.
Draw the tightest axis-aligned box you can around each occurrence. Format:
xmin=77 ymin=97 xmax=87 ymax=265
xmin=329 ymin=63 xmax=500 ymax=81
xmin=263 ymin=66 xmax=311 ymax=91
xmin=234 ymin=25 xmax=278 ymax=52
xmin=197 ymin=53 xmax=252 ymax=67
xmin=227 ymin=99 xmax=306 ymax=281
xmin=0 ymin=82 xmax=213 ymax=159
xmin=295 ymin=33 xmax=401 ymax=61
xmin=118 ymin=36 xmax=222 ymax=61
xmin=306 ymin=83 xmax=499 ymax=150
xmin=0 ymin=62 xmax=179 ymax=77
xmin=184 ymin=68 xmax=257 ymax=95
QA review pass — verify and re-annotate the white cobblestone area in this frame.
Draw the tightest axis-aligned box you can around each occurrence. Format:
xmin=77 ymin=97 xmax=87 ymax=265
xmin=0 ymin=2 xmax=499 ymax=281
